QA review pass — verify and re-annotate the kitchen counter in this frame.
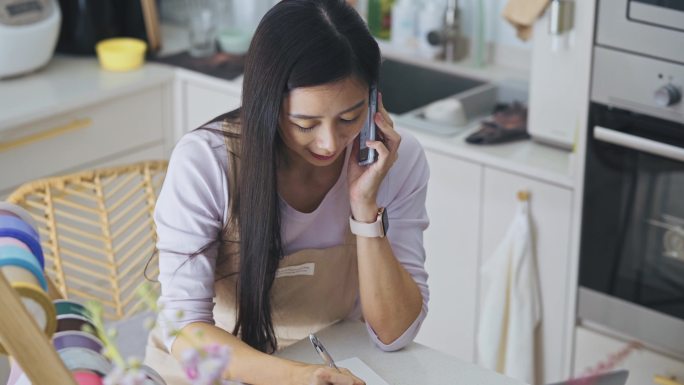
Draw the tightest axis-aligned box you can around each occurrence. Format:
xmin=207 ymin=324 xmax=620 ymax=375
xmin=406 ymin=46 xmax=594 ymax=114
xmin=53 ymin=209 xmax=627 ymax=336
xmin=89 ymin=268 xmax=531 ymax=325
xmin=276 ymin=320 xmax=527 ymax=385
xmin=0 ymin=39 xmax=573 ymax=189
xmin=402 ymin=122 xmax=575 ymax=189
xmin=0 ymin=55 xmax=175 ymax=131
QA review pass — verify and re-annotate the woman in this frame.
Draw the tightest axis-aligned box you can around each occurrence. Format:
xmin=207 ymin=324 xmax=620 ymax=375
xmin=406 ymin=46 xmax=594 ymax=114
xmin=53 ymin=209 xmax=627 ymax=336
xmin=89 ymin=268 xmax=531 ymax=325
xmin=144 ymin=1 xmax=430 ymax=384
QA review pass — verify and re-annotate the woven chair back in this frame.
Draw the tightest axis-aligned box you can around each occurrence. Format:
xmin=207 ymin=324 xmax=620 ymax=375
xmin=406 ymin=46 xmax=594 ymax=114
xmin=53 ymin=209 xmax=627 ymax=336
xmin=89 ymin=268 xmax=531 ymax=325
xmin=7 ymin=160 xmax=168 ymax=320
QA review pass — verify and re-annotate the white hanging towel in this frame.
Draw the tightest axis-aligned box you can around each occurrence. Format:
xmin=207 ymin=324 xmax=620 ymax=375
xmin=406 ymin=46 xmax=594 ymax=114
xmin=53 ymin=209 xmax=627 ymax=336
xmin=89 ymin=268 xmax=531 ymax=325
xmin=476 ymin=198 xmax=541 ymax=385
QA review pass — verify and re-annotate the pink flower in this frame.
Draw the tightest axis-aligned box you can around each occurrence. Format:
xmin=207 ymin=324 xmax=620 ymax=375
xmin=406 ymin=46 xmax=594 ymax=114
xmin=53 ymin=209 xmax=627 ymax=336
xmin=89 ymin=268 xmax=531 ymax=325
xmin=104 ymin=365 xmax=147 ymax=385
xmin=180 ymin=343 xmax=231 ymax=385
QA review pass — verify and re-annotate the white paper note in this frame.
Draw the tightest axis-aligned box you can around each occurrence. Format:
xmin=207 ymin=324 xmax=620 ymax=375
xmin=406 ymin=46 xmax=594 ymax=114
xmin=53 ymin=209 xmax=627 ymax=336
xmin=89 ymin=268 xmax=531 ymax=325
xmin=336 ymin=357 xmax=392 ymax=385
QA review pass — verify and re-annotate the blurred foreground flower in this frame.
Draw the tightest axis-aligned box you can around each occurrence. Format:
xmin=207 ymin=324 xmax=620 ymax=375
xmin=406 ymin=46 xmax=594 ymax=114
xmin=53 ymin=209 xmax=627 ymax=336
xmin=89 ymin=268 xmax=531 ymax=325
xmin=180 ymin=343 xmax=232 ymax=385
xmin=84 ymin=282 xmax=232 ymax=385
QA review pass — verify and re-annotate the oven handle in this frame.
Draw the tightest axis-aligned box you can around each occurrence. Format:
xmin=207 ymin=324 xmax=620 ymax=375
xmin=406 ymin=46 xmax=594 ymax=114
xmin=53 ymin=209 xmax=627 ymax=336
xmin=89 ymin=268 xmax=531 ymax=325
xmin=594 ymin=126 xmax=684 ymax=162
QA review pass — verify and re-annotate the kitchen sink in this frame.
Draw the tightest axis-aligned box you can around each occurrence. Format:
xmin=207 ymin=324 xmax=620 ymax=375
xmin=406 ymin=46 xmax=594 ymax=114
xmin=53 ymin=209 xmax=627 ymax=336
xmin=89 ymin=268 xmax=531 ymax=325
xmin=379 ymin=58 xmax=486 ymax=115
xmin=379 ymin=58 xmax=507 ymax=136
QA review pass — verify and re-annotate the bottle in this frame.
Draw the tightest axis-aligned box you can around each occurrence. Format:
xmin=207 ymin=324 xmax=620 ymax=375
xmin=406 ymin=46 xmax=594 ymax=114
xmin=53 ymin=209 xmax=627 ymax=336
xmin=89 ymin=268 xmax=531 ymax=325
xmin=367 ymin=0 xmax=383 ymax=37
xmin=469 ymin=0 xmax=487 ymax=67
xmin=417 ymin=0 xmax=444 ymax=59
xmin=391 ymin=0 xmax=418 ymax=52
xmin=368 ymin=0 xmax=395 ymax=39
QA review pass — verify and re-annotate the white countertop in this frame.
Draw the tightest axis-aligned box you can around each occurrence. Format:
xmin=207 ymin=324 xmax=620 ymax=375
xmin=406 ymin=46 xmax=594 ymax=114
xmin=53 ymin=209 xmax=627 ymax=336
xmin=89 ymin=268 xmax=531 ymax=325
xmin=276 ymin=321 xmax=527 ymax=385
xmin=0 ymin=55 xmax=175 ymax=131
xmin=402 ymin=122 xmax=575 ymax=189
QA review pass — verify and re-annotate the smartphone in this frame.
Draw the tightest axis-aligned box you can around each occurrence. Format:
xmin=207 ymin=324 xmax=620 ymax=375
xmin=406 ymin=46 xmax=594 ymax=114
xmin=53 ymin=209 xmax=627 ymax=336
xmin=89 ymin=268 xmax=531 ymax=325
xmin=357 ymin=84 xmax=379 ymax=166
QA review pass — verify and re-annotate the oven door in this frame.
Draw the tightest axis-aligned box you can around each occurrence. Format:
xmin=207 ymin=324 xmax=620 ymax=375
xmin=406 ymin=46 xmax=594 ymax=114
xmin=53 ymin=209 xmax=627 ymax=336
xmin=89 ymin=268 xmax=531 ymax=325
xmin=579 ymin=103 xmax=684 ymax=359
xmin=629 ymin=0 xmax=684 ymax=32
xmin=596 ymin=0 xmax=684 ymax=64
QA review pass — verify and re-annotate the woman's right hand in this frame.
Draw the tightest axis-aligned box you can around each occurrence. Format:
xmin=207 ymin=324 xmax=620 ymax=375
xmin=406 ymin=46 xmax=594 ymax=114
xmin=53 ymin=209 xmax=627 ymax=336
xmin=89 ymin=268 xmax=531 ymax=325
xmin=292 ymin=364 xmax=366 ymax=385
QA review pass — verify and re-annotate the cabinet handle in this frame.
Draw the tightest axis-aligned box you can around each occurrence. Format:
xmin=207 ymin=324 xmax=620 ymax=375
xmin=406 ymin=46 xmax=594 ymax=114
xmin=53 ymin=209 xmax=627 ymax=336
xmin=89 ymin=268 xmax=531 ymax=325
xmin=654 ymin=375 xmax=684 ymax=385
xmin=0 ymin=118 xmax=92 ymax=153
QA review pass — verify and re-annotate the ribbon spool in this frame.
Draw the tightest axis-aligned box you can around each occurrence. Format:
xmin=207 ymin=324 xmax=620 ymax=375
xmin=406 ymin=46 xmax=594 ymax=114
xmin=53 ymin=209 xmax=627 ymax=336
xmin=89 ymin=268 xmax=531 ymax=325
xmin=55 ymin=300 xmax=91 ymax=319
xmin=1 ymin=282 xmax=57 ymax=355
xmin=0 ymin=246 xmax=55 ymax=355
xmin=0 ymin=203 xmax=39 ymax=232
xmin=58 ymin=347 xmax=113 ymax=377
xmin=72 ymin=371 xmax=104 ymax=385
xmin=0 ymin=215 xmax=44 ymax=269
xmin=0 ymin=246 xmax=48 ymax=291
xmin=0 ymin=237 xmax=32 ymax=252
xmin=53 ymin=331 xmax=104 ymax=354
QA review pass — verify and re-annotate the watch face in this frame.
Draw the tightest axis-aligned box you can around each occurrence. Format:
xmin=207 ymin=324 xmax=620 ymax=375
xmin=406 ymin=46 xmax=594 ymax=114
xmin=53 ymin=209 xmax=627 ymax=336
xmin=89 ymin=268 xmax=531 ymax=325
xmin=381 ymin=208 xmax=389 ymax=235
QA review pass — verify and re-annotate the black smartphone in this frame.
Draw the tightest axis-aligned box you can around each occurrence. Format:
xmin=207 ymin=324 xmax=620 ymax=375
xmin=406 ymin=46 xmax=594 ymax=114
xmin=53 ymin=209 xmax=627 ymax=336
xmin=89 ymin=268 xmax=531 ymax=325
xmin=358 ymin=84 xmax=379 ymax=166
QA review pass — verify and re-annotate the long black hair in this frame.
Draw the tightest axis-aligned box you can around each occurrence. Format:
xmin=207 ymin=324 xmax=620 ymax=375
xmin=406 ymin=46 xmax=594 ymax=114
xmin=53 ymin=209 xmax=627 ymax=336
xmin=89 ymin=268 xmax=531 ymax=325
xmin=225 ymin=0 xmax=380 ymax=353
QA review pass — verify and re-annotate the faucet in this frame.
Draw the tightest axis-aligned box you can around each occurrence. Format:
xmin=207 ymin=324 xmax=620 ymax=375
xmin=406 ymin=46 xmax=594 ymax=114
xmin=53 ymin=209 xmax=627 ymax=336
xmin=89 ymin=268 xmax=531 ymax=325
xmin=427 ymin=0 xmax=465 ymax=62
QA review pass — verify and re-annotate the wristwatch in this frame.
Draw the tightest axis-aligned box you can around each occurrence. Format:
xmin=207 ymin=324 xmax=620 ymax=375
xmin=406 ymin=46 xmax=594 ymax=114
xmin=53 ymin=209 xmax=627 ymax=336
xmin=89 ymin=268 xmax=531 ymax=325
xmin=349 ymin=207 xmax=389 ymax=238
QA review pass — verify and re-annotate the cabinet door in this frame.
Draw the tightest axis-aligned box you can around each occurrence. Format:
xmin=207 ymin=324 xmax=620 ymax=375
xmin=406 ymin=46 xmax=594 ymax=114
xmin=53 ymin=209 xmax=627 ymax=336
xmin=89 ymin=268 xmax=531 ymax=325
xmin=182 ymin=81 xmax=241 ymax=134
xmin=415 ymin=149 xmax=482 ymax=362
xmin=479 ymin=168 xmax=573 ymax=384
xmin=574 ymin=326 xmax=684 ymax=385
xmin=0 ymin=87 xmax=166 ymax=195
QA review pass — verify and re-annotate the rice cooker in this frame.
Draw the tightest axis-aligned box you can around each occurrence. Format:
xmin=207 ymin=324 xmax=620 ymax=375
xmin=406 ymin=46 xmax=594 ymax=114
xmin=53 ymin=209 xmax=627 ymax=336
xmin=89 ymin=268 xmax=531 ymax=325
xmin=0 ymin=0 xmax=61 ymax=79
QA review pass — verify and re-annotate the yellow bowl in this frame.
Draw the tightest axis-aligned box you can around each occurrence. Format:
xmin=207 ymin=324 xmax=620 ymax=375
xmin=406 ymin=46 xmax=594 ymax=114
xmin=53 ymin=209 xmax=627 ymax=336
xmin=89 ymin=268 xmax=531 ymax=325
xmin=95 ymin=38 xmax=147 ymax=72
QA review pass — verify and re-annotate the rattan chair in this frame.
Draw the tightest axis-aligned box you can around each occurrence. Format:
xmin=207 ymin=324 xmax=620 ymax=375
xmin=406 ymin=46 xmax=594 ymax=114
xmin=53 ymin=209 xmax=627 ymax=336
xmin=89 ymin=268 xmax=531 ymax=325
xmin=7 ymin=160 xmax=168 ymax=321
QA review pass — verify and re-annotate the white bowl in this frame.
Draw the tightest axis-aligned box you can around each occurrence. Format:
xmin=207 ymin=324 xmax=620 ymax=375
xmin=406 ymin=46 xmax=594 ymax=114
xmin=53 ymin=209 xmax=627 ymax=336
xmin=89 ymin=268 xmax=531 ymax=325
xmin=217 ymin=29 xmax=252 ymax=55
xmin=424 ymin=98 xmax=467 ymax=126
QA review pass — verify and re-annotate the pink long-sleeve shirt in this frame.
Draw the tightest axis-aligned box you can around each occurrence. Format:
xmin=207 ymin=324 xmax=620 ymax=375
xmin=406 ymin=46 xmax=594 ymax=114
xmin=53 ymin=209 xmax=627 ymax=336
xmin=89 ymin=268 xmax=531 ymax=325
xmin=155 ymin=123 xmax=430 ymax=352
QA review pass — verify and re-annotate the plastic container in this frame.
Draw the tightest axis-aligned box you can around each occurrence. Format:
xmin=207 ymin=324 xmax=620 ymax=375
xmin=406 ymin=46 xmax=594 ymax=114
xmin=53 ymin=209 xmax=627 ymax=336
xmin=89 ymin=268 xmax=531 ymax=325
xmin=95 ymin=38 xmax=147 ymax=72
xmin=390 ymin=0 xmax=418 ymax=52
xmin=417 ymin=0 xmax=444 ymax=59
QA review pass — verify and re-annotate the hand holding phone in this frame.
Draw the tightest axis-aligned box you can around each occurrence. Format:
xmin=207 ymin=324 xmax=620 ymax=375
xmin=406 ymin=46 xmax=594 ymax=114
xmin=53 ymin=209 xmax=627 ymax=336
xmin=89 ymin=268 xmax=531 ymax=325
xmin=357 ymin=84 xmax=378 ymax=166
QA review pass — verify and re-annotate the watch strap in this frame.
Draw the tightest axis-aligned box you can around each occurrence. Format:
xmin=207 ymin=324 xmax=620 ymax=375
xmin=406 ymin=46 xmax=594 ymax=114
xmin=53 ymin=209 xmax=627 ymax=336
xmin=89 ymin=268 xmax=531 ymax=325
xmin=349 ymin=208 xmax=386 ymax=238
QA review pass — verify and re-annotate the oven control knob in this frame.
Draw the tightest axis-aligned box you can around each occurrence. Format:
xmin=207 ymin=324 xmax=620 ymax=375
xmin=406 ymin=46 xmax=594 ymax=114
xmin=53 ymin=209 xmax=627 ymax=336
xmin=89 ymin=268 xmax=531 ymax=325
xmin=654 ymin=84 xmax=681 ymax=107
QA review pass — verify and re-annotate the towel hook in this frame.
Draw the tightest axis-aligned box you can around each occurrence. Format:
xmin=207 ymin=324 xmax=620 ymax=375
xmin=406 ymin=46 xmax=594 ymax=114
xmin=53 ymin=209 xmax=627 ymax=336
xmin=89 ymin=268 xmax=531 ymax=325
xmin=517 ymin=190 xmax=530 ymax=202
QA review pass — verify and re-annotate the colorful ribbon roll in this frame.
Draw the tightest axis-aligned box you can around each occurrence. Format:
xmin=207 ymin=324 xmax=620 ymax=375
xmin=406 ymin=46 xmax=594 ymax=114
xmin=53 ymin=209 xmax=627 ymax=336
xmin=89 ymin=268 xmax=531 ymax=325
xmin=0 ymin=236 xmax=32 ymax=251
xmin=0 ymin=246 xmax=48 ymax=291
xmin=56 ymin=314 xmax=97 ymax=335
xmin=0 ymin=244 xmax=56 ymax=355
xmin=72 ymin=371 xmax=104 ymax=385
xmin=0 ymin=202 xmax=38 ymax=231
xmin=0 ymin=281 xmax=57 ymax=355
xmin=58 ymin=347 xmax=113 ymax=377
xmin=0 ymin=215 xmax=44 ymax=268
xmin=53 ymin=331 xmax=104 ymax=354
xmin=55 ymin=299 xmax=91 ymax=319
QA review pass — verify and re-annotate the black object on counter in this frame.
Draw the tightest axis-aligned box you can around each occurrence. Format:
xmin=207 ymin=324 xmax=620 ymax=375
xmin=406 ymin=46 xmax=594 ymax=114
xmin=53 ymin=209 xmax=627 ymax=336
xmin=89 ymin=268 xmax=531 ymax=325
xmin=56 ymin=0 xmax=150 ymax=55
xmin=465 ymin=102 xmax=530 ymax=145
xmin=150 ymin=52 xmax=245 ymax=82
xmin=148 ymin=52 xmax=245 ymax=80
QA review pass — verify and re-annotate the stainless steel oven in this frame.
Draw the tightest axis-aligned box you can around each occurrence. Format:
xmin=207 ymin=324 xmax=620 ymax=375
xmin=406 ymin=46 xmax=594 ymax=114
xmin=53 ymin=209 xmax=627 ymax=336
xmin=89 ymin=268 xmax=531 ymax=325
xmin=578 ymin=0 xmax=684 ymax=360
xmin=596 ymin=0 xmax=684 ymax=64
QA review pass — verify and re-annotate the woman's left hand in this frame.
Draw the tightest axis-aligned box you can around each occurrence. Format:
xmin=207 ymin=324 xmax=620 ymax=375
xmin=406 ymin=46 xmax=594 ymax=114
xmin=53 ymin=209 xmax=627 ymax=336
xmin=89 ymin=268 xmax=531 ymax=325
xmin=347 ymin=92 xmax=401 ymax=222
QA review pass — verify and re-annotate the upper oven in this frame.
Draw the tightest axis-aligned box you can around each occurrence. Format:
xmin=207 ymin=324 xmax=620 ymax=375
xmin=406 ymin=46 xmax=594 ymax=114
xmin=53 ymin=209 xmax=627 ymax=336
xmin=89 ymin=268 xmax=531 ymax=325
xmin=596 ymin=0 xmax=684 ymax=64
xmin=579 ymin=0 xmax=684 ymax=360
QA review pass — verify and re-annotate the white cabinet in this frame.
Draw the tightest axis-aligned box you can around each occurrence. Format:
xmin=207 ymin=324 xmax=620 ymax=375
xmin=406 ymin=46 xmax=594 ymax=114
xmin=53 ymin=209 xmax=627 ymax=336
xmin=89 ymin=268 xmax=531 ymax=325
xmin=574 ymin=326 xmax=684 ymax=385
xmin=479 ymin=168 xmax=574 ymax=384
xmin=415 ymin=150 xmax=482 ymax=362
xmin=174 ymin=70 xmax=242 ymax=140
xmin=0 ymin=85 xmax=171 ymax=197
xmin=417 ymin=146 xmax=575 ymax=385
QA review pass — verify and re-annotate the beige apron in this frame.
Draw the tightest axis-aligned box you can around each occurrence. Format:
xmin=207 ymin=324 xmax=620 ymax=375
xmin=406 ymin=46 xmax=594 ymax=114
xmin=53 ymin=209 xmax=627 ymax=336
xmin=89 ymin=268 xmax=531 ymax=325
xmin=144 ymin=121 xmax=359 ymax=385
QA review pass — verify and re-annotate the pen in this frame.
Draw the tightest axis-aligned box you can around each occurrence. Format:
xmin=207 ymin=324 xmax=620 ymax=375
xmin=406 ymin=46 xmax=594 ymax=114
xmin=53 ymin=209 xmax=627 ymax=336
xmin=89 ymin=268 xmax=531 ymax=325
xmin=309 ymin=333 xmax=340 ymax=372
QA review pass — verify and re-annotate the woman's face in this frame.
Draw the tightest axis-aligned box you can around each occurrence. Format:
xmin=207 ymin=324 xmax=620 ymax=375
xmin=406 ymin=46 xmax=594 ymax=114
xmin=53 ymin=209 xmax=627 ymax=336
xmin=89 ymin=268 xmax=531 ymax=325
xmin=279 ymin=76 xmax=368 ymax=167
